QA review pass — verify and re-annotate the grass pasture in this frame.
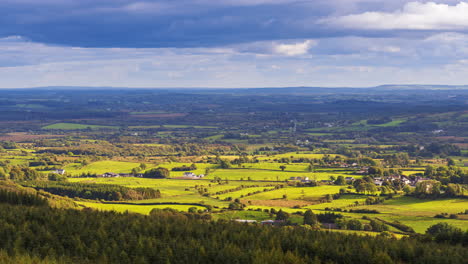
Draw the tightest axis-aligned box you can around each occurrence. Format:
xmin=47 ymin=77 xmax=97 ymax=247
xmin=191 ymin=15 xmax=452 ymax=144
xmin=78 ymin=201 xmax=206 ymax=215
xmin=206 ymin=168 xmax=350 ymax=181
xmin=42 ymin=123 xmax=118 ymax=130
xmin=64 ymin=161 xmax=147 ymax=175
xmin=246 ymin=185 xmax=343 ymax=201
xmin=354 ymin=196 xmax=468 ymax=217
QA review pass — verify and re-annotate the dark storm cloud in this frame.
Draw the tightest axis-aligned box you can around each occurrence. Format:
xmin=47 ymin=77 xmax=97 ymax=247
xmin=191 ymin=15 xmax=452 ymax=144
xmin=0 ymin=0 xmax=396 ymax=48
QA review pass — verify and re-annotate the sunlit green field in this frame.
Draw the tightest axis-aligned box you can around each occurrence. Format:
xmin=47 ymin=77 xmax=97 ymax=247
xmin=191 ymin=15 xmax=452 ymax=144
xmin=215 ymin=186 xmax=276 ymax=200
xmin=129 ymin=125 xmax=217 ymax=129
xmin=64 ymin=161 xmax=148 ymax=175
xmin=377 ymin=215 xmax=467 ymax=233
xmin=43 ymin=123 xmax=118 ymax=130
xmin=69 ymin=177 xmax=211 ymax=196
xmin=0 ymin=155 xmax=33 ymax=166
xmin=353 ymin=196 xmax=468 ymax=217
xmin=206 ymin=168 xmax=350 ymax=181
xmin=77 ymin=201 xmax=206 ymax=214
xmin=64 ymin=160 xmax=217 ymax=177
xmin=127 ymin=195 xmax=228 ymax=207
xmin=247 ymin=185 xmax=343 ymax=200
xmin=305 ymin=194 xmax=367 ymax=210
xmin=256 ymin=153 xmax=344 ymax=160
xmin=64 ymin=159 xmax=468 ymax=235
xmin=69 ymin=177 xmax=273 ymax=199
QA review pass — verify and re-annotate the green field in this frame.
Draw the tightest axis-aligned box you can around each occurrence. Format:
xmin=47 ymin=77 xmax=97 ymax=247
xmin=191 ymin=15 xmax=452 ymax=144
xmin=59 ymin=156 xmax=468 ymax=235
xmin=43 ymin=123 xmax=118 ymax=130
xmin=246 ymin=185 xmax=343 ymax=201
xmin=77 ymin=201 xmax=206 ymax=214
xmin=64 ymin=161 xmax=148 ymax=175
xmin=215 ymin=186 xmax=276 ymax=200
xmin=129 ymin=125 xmax=217 ymax=129
xmin=206 ymin=168 xmax=351 ymax=181
xmin=354 ymin=196 xmax=468 ymax=217
xmin=69 ymin=177 xmax=271 ymax=202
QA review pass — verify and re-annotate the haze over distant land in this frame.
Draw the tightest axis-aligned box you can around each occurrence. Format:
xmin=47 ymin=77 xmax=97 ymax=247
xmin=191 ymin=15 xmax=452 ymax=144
xmin=3 ymin=85 xmax=468 ymax=91
xmin=1 ymin=1 xmax=468 ymax=88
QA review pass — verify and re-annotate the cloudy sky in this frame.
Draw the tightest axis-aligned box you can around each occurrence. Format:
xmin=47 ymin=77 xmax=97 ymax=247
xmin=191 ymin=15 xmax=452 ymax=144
xmin=1 ymin=0 xmax=468 ymax=88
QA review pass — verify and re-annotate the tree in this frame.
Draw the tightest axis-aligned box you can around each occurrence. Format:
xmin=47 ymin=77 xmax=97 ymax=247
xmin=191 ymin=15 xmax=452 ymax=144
xmin=219 ymin=159 xmax=232 ymax=169
xmin=447 ymin=158 xmax=455 ymax=166
xmin=426 ymin=223 xmax=465 ymax=244
xmin=143 ymin=167 xmax=170 ymax=178
xmin=0 ymin=167 xmax=8 ymax=180
xmin=303 ymin=209 xmax=318 ymax=226
xmin=415 ymin=180 xmax=441 ymax=197
xmin=346 ymin=219 xmax=362 ymax=230
xmin=228 ymin=202 xmax=243 ymax=210
xmin=279 ymin=165 xmax=286 ymax=171
xmin=368 ymin=166 xmax=383 ymax=176
xmin=445 ymin=184 xmax=464 ymax=197
xmin=334 ymin=176 xmax=345 ymax=185
xmin=275 ymin=209 xmax=289 ymax=221
xmin=369 ymin=219 xmax=388 ymax=232
xmin=403 ymin=185 xmax=412 ymax=195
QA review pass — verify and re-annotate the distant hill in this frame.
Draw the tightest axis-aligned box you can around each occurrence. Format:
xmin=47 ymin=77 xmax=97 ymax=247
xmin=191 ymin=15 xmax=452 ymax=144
xmin=3 ymin=84 xmax=468 ymax=94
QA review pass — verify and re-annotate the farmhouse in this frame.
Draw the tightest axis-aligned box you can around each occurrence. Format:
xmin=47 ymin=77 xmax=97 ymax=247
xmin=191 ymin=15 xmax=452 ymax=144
xmin=261 ymin=220 xmax=284 ymax=226
xmin=235 ymin=219 xmax=257 ymax=223
xmin=373 ymin=179 xmax=383 ymax=186
xmin=413 ymin=176 xmax=431 ymax=185
xmin=177 ymin=172 xmax=205 ymax=179
xmin=100 ymin=172 xmax=119 ymax=178
xmin=289 ymin=176 xmax=310 ymax=182
xmin=51 ymin=169 xmax=66 ymax=175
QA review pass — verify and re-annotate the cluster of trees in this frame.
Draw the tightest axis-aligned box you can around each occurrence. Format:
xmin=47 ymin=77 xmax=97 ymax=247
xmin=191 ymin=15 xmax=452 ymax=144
xmin=143 ymin=167 xmax=170 ymax=178
xmin=171 ymin=164 xmax=197 ymax=171
xmin=0 ymin=165 xmax=43 ymax=181
xmin=426 ymin=223 xmax=467 ymax=245
xmin=353 ymin=178 xmax=378 ymax=194
xmin=375 ymin=218 xmax=415 ymax=233
xmin=21 ymin=181 xmax=161 ymax=201
xmin=367 ymin=167 xmax=402 ymax=177
xmin=424 ymin=165 xmax=467 ymax=184
xmin=0 ymin=188 xmax=47 ymax=206
xmin=1 ymin=200 xmax=467 ymax=263
xmin=336 ymin=217 xmax=389 ymax=232
xmin=0 ymin=141 xmax=17 ymax=150
xmin=382 ymin=153 xmax=410 ymax=167
xmin=411 ymin=180 xmax=465 ymax=198
xmin=402 ymin=143 xmax=462 ymax=158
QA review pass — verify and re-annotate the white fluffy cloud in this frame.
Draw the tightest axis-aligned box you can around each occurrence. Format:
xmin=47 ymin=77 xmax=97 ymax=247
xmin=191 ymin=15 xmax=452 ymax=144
xmin=273 ymin=40 xmax=315 ymax=56
xmin=0 ymin=34 xmax=467 ymax=88
xmin=324 ymin=1 xmax=468 ymax=30
xmin=233 ymin=39 xmax=316 ymax=56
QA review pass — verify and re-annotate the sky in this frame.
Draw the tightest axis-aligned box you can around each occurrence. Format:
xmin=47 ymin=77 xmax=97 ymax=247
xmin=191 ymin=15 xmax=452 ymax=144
xmin=1 ymin=0 xmax=468 ymax=88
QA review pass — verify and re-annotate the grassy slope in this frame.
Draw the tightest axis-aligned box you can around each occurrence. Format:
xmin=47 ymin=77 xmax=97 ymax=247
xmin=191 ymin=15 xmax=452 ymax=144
xmin=43 ymin=123 xmax=118 ymax=130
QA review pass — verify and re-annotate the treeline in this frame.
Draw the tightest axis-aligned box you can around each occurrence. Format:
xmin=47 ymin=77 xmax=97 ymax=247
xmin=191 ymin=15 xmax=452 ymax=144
xmin=424 ymin=165 xmax=467 ymax=184
xmin=171 ymin=164 xmax=197 ymax=171
xmin=0 ymin=204 xmax=467 ymax=264
xmin=35 ymin=142 xmax=235 ymax=158
xmin=21 ymin=181 xmax=160 ymax=201
xmin=401 ymin=143 xmax=462 ymax=158
xmin=0 ymin=188 xmax=48 ymax=207
xmin=0 ymin=165 xmax=43 ymax=181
